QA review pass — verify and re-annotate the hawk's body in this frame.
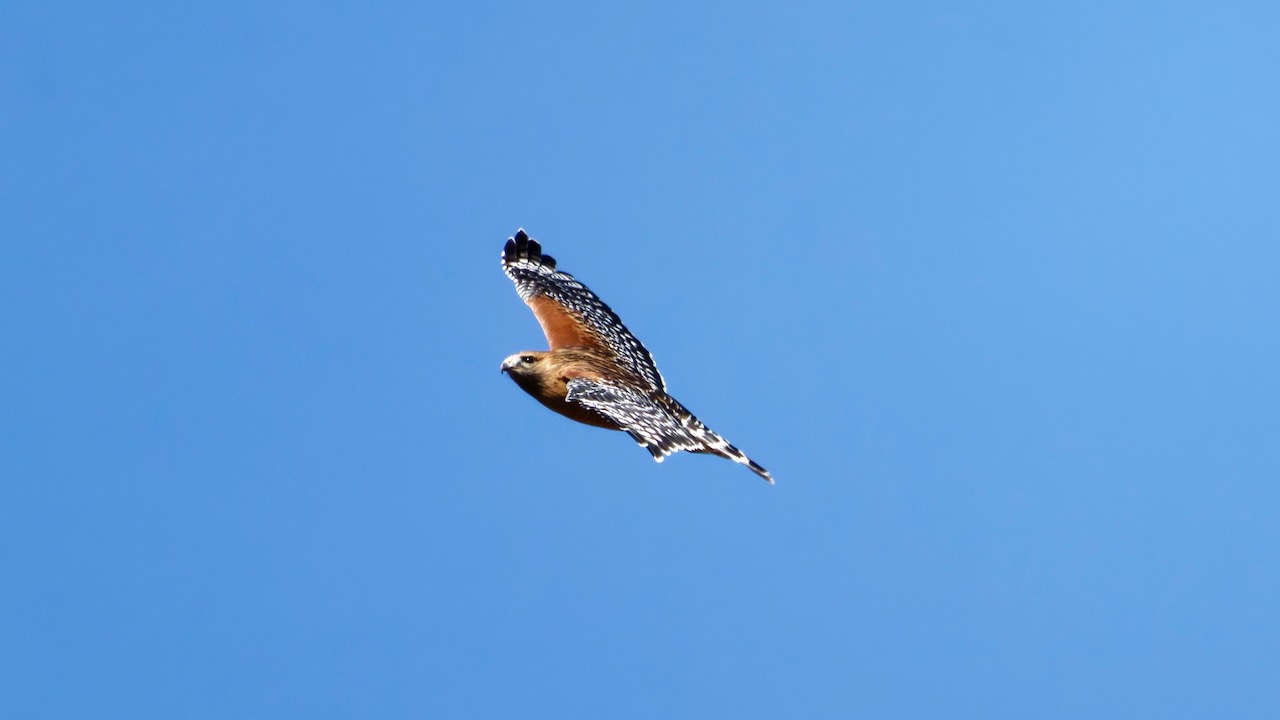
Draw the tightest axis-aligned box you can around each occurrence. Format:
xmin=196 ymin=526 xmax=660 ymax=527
xmin=500 ymin=229 xmax=772 ymax=483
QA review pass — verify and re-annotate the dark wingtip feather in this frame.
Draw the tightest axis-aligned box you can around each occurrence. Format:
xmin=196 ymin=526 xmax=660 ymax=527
xmin=503 ymin=228 xmax=556 ymax=271
xmin=503 ymin=229 xmax=532 ymax=265
xmin=749 ymin=459 xmax=775 ymax=484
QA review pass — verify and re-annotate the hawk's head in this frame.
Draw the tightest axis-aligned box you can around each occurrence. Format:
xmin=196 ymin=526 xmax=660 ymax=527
xmin=500 ymin=351 xmax=549 ymax=380
xmin=501 ymin=351 xmax=556 ymax=399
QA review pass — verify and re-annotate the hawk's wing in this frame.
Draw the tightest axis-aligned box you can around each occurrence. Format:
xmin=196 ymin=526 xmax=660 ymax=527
xmin=503 ymin=229 xmax=665 ymax=393
xmin=566 ymin=378 xmax=773 ymax=483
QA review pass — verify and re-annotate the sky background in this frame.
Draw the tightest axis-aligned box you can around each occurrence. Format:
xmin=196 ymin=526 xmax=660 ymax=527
xmin=3 ymin=1 xmax=1278 ymax=717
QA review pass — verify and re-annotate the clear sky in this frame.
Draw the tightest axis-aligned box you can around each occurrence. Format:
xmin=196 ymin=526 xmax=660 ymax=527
xmin=3 ymin=2 xmax=1278 ymax=718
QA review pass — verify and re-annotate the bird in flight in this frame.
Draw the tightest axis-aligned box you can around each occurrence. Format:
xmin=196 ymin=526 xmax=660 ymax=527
xmin=500 ymin=229 xmax=772 ymax=483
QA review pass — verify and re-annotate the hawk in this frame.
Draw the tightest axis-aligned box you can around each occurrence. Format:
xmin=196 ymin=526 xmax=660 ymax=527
xmin=500 ymin=229 xmax=773 ymax=483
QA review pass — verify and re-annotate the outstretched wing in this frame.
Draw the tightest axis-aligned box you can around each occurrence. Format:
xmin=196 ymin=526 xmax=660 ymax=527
xmin=502 ymin=229 xmax=665 ymax=392
xmin=566 ymin=378 xmax=773 ymax=483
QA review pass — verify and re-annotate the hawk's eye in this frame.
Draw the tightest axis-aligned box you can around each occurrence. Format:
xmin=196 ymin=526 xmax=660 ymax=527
xmin=520 ymin=355 xmax=536 ymax=364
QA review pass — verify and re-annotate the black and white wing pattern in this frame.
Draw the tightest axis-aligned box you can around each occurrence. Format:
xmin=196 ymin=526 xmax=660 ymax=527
xmin=502 ymin=229 xmax=665 ymax=392
xmin=566 ymin=378 xmax=773 ymax=483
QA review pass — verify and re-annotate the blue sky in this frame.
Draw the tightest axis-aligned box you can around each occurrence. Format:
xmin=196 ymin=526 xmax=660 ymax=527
xmin=3 ymin=1 xmax=1278 ymax=717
